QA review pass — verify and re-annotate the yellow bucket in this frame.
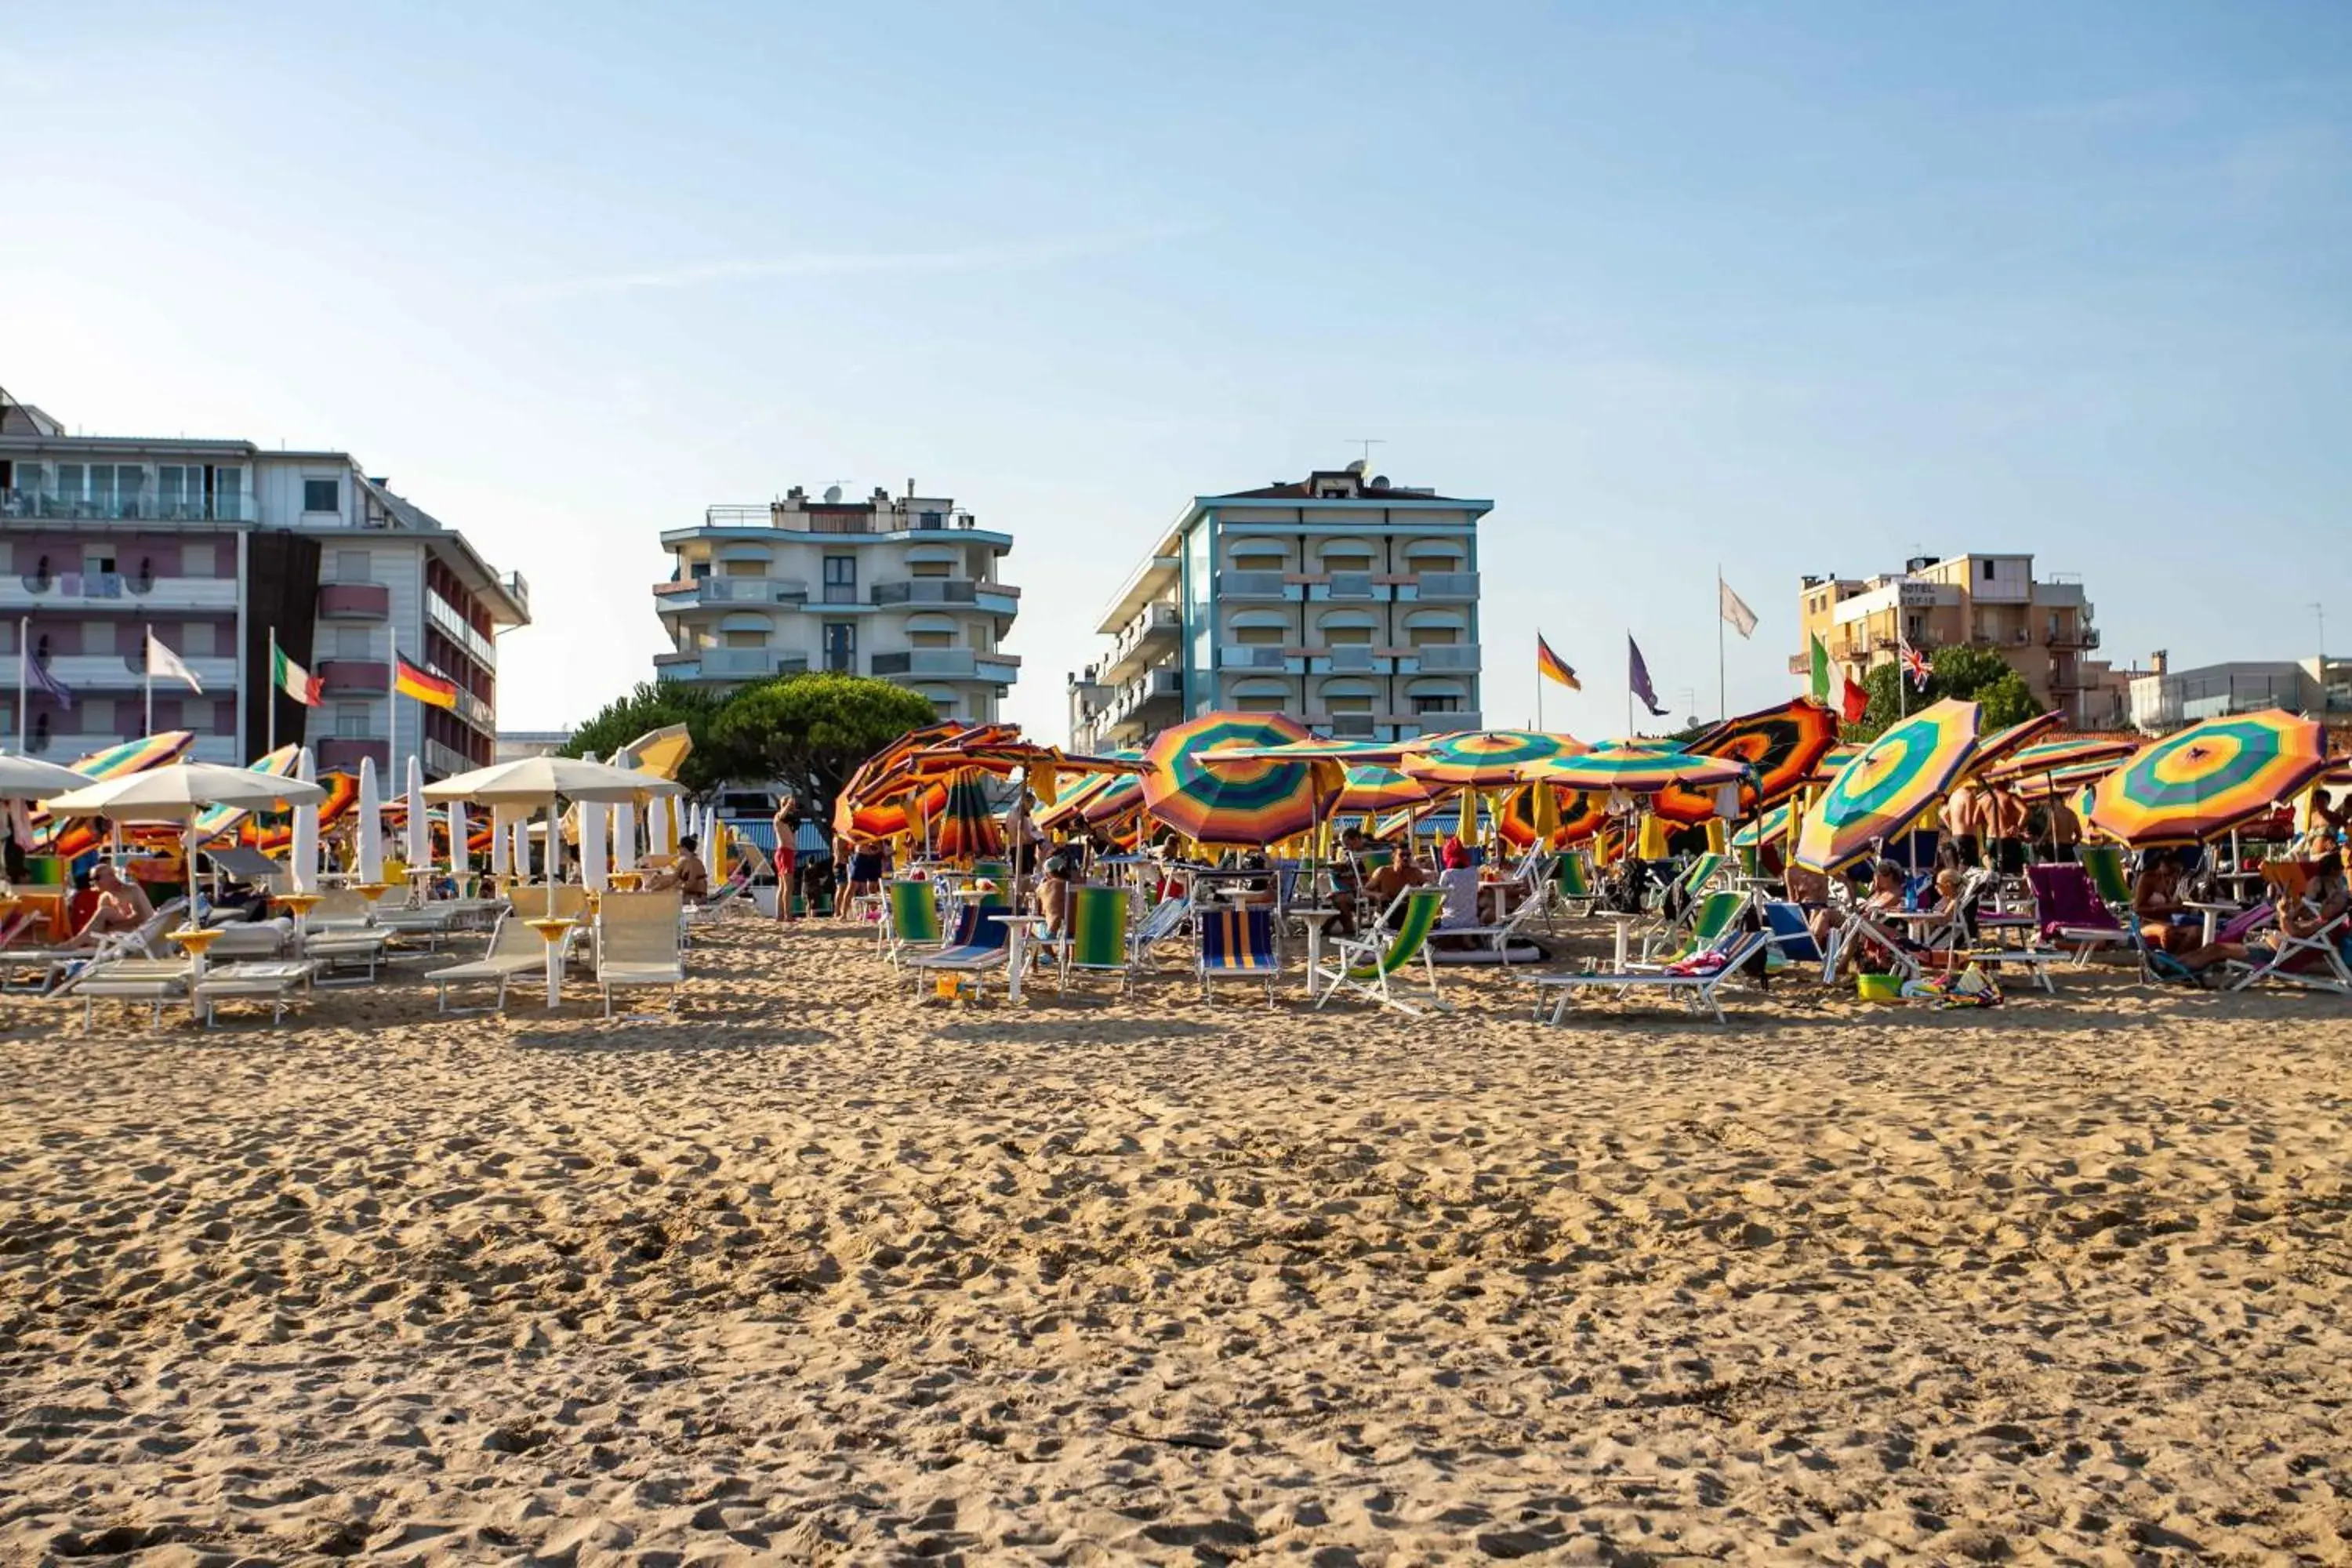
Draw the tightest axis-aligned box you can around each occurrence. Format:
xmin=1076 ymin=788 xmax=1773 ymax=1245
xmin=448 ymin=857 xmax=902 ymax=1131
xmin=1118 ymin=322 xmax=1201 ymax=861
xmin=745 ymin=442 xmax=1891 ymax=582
xmin=1857 ymin=972 xmax=1903 ymax=1003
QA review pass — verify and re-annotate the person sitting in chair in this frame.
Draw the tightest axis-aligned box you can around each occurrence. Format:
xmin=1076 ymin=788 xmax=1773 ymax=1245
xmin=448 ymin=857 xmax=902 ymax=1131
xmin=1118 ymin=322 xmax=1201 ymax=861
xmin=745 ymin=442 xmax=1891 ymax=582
xmin=648 ymin=835 xmax=710 ymax=902
xmin=71 ymin=860 xmax=154 ymax=946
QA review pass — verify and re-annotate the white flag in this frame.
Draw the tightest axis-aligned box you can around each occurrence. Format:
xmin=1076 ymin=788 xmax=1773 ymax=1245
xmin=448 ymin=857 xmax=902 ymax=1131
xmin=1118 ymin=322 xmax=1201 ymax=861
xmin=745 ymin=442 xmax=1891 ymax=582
xmin=145 ymin=631 xmax=203 ymax=693
xmin=1719 ymin=577 xmax=1759 ymax=639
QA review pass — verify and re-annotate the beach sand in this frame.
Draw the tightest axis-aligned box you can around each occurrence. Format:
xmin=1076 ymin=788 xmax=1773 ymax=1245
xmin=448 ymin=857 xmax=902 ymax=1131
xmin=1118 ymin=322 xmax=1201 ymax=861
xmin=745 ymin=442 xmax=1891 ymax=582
xmin=2 ymin=919 xmax=2349 ymax=1565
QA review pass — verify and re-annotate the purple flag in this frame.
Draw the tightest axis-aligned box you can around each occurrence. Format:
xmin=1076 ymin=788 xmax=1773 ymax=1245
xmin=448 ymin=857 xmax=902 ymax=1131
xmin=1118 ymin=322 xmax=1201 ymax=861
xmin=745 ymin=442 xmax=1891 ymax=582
xmin=1628 ymin=634 xmax=1666 ymax=717
xmin=27 ymin=652 xmax=73 ymax=711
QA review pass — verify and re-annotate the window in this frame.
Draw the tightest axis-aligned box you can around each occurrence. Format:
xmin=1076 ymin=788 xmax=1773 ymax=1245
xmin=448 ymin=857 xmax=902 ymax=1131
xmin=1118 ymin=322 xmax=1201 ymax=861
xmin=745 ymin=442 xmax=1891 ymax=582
xmin=910 ymin=560 xmax=952 ymax=579
xmin=722 ymin=630 xmax=768 ymax=649
xmin=910 ymin=630 xmax=954 ymax=648
xmin=1322 ymin=624 xmax=1374 ymax=646
xmin=335 ymin=627 xmax=370 ymax=658
xmin=180 ymin=623 xmax=213 ymax=657
xmin=305 ymin=477 xmax=341 ymax=514
xmin=335 ymin=549 xmax=371 ymax=583
xmin=1323 ymin=693 xmax=1374 ymax=714
xmin=822 ymin=622 xmax=856 ymax=672
xmin=688 ymin=561 xmax=712 ymax=580
xmin=85 ymin=621 xmax=115 ymax=655
xmin=1236 ymin=693 xmax=1287 ymax=713
xmin=336 ymin=704 xmax=372 ymax=739
xmin=1406 ymin=626 xmax=1457 ymax=647
xmin=212 ymin=466 xmax=245 ymax=517
xmin=1414 ymin=694 xmax=1463 ymax=715
xmin=85 ymin=697 xmax=117 ymax=731
xmin=182 ymin=541 xmax=215 ymax=577
xmin=917 ymin=510 xmax=945 ymax=528
xmin=721 ymin=560 xmax=765 ymax=578
xmin=823 ymin=555 xmax=857 ymax=604
xmin=85 ymin=547 xmax=117 ymax=575
xmin=1234 ymin=626 xmax=1286 ymax=646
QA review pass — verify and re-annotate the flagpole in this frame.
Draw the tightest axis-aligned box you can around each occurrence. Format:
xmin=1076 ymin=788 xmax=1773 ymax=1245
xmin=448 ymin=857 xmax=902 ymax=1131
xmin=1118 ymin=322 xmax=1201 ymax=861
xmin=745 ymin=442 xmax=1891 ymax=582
xmin=16 ymin=615 xmax=27 ymax=751
xmin=1716 ymin=567 xmax=1727 ymax=721
xmin=143 ymin=622 xmax=154 ymax=737
xmin=267 ymin=626 xmax=277 ymax=756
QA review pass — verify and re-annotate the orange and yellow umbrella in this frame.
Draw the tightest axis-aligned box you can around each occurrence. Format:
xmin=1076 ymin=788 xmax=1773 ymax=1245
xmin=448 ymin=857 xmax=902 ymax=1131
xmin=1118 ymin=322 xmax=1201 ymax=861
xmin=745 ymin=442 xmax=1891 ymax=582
xmin=1795 ymin=699 xmax=1983 ymax=873
xmin=2087 ymin=710 xmax=2328 ymax=846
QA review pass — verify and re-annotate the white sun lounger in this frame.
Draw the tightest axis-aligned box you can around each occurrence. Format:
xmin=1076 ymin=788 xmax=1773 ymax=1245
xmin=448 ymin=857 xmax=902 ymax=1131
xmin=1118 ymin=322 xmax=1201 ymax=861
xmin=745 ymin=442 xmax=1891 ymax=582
xmin=595 ymin=889 xmax=686 ymax=1017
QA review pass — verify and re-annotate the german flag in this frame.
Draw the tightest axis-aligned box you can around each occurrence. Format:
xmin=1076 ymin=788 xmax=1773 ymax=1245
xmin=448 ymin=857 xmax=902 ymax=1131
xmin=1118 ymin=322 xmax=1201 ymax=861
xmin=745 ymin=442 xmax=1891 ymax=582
xmin=1536 ymin=633 xmax=1581 ymax=691
xmin=394 ymin=653 xmax=459 ymax=709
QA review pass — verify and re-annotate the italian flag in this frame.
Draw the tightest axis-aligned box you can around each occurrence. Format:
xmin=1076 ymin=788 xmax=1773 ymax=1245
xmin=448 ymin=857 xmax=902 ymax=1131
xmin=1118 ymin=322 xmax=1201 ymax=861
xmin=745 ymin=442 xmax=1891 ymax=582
xmin=274 ymin=646 xmax=323 ymax=706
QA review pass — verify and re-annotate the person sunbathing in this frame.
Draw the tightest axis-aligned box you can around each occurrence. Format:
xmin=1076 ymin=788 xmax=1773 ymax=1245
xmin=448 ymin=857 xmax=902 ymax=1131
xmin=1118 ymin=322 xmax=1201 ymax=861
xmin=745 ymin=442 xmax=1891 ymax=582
xmin=2132 ymin=849 xmax=2198 ymax=956
xmin=2181 ymin=860 xmax=2349 ymax=978
xmin=71 ymin=861 xmax=154 ymax=946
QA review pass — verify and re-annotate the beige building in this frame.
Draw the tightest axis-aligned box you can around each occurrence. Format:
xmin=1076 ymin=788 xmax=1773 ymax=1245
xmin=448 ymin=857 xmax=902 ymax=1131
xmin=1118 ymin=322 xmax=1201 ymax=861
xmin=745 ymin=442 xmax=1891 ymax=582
xmin=1795 ymin=554 xmax=2133 ymax=728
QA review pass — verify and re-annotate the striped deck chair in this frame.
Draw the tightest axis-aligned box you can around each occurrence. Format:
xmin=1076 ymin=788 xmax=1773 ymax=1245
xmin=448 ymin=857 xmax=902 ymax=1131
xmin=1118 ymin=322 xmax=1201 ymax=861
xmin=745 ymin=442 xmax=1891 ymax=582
xmin=1637 ymin=889 xmax=1748 ymax=967
xmin=1758 ymin=899 xmax=1829 ymax=979
xmin=1133 ymin=891 xmax=1192 ymax=957
xmin=2079 ymin=844 xmax=2132 ymax=912
xmin=1196 ymin=906 xmax=1280 ymax=1004
xmin=906 ymin=896 xmax=1012 ymax=1000
xmin=1555 ymin=852 xmax=1598 ymax=919
xmin=1675 ymin=852 xmax=1728 ymax=902
xmin=1051 ymin=885 xmax=1135 ymax=994
xmin=1532 ymin=929 xmax=1771 ymax=1025
xmin=879 ymin=879 xmax=943 ymax=967
xmin=1314 ymin=887 xmax=1446 ymax=1015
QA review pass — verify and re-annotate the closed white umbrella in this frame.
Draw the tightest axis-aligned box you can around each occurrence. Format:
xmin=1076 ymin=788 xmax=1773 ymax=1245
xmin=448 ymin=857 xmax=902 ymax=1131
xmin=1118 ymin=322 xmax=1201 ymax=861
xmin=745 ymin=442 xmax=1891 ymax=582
xmin=648 ymin=792 xmax=673 ymax=856
xmin=291 ymin=747 xmax=320 ymax=893
xmin=446 ymin=800 xmax=469 ymax=880
xmin=44 ymin=764 xmax=326 ymax=968
xmin=581 ymin=800 xmax=608 ymax=892
xmin=613 ymin=801 xmax=638 ymax=872
xmin=357 ymin=757 xmax=385 ymax=885
xmin=405 ymin=755 xmax=430 ymax=876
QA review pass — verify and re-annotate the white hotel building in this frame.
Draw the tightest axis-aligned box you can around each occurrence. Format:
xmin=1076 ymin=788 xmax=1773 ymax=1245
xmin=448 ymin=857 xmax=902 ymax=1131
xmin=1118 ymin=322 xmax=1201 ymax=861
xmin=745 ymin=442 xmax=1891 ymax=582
xmin=652 ymin=484 xmax=1018 ymax=722
xmin=1069 ymin=464 xmax=1486 ymax=750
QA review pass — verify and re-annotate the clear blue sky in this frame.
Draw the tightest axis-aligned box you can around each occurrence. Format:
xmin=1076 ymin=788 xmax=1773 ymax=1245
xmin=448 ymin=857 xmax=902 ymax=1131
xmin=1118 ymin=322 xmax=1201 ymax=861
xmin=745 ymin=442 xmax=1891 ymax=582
xmin=7 ymin=2 xmax=2347 ymax=739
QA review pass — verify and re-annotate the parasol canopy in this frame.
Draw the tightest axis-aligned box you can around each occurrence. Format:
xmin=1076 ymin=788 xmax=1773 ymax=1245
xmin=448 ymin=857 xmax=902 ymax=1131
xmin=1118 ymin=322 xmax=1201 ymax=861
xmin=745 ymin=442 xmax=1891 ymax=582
xmin=1795 ymin=699 xmax=1981 ymax=872
xmin=2086 ymin=710 xmax=2328 ymax=847
xmin=927 ymin=768 xmax=1004 ymax=862
xmin=0 ymin=752 xmax=91 ymax=799
xmin=1495 ymin=783 xmax=1611 ymax=848
xmin=45 ymin=764 xmax=328 ymax=929
xmin=1980 ymin=735 xmax=2139 ymax=786
xmin=1336 ymin=763 xmax=1434 ymax=815
xmin=1968 ymin=711 xmax=2067 ymax=778
xmin=1653 ymin=699 xmax=1840 ymax=824
xmin=1142 ymin=711 xmax=1334 ymax=848
xmin=612 ymin=722 xmax=695 ymax=781
xmin=1523 ymin=741 xmax=1748 ymax=796
xmin=1400 ymin=729 xmax=1587 ymax=789
xmin=1730 ymin=800 xmax=1795 ymax=850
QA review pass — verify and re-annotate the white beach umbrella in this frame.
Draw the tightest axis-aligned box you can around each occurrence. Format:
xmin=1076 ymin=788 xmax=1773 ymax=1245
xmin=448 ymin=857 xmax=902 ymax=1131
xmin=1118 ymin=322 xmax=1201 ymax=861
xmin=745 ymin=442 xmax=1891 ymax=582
xmin=581 ymin=800 xmax=608 ymax=892
xmin=0 ymin=752 xmax=90 ymax=799
xmin=648 ymin=790 xmax=673 ymax=856
xmin=291 ymin=747 xmax=320 ymax=893
xmin=446 ymin=800 xmax=469 ymax=880
xmin=357 ymin=757 xmax=385 ymax=885
xmin=44 ymin=764 xmax=326 ymax=954
xmin=425 ymin=756 xmax=684 ymax=916
xmin=612 ymin=800 xmax=638 ymax=872
xmin=405 ymin=755 xmax=430 ymax=873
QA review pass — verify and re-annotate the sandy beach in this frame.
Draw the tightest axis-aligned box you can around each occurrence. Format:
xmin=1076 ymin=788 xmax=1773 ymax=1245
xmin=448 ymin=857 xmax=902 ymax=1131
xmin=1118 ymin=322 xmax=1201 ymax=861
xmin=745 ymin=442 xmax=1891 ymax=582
xmin=3 ymin=920 xmax=2350 ymax=1566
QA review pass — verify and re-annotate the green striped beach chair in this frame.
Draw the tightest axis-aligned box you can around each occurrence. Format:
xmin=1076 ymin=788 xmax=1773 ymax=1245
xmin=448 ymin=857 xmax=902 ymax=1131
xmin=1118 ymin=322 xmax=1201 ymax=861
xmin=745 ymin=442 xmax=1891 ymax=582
xmin=1313 ymin=887 xmax=1447 ymax=1015
xmin=1555 ymin=851 xmax=1598 ymax=918
xmin=1051 ymin=885 xmax=1135 ymax=994
xmin=1638 ymin=889 xmax=1748 ymax=966
xmin=2079 ymin=844 xmax=2131 ymax=911
xmin=880 ymin=879 xmax=943 ymax=968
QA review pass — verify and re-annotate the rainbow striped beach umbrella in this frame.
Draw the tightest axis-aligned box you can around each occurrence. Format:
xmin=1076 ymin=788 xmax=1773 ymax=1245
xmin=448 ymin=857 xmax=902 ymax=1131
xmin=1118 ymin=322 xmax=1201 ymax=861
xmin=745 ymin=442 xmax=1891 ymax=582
xmin=1969 ymin=711 xmax=2067 ymax=778
xmin=1401 ymin=729 xmax=1586 ymax=789
xmin=2087 ymin=710 xmax=2328 ymax=847
xmin=32 ymin=729 xmax=199 ymax=852
xmin=1495 ymin=784 xmax=1611 ymax=849
xmin=1523 ymin=741 xmax=1748 ymax=796
xmin=1142 ymin=712 xmax=1333 ymax=848
xmin=1337 ymin=763 xmax=1433 ymax=815
xmin=1654 ymin=699 xmax=1839 ymax=824
xmin=1730 ymin=800 xmax=1795 ymax=850
xmin=1980 ymin=735 xmax=2139 ymax=785
xmin=1795 ymin=699 xmax=1981 ymax=872
xmin=926 ymin=768 xmax=1004 ymax=862
xmin=191 ymin=742 xmax=301 ymax=842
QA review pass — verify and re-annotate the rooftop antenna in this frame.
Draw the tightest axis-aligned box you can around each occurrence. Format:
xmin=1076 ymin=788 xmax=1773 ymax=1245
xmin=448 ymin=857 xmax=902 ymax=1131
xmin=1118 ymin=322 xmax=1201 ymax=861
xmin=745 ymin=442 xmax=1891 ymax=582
xmin=1346 ymin=438 xmax=1385 ymax=467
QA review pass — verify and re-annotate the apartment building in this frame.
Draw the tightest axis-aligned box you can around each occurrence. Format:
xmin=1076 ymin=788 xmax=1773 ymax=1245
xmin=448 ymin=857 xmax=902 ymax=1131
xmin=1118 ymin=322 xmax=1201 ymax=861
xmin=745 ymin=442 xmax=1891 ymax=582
xmin=652 ymin=483 xmax=1019 ymax=723
xmin=2129 ymin=653 xmax=2352 ymax=731
xmin=1069 ymin=463 xmax=1486 ymax=750
xmin=1795 ymin=553 xmax=2132 ymax=728
xmin=0 ymin=384 xmax=526 ymax=777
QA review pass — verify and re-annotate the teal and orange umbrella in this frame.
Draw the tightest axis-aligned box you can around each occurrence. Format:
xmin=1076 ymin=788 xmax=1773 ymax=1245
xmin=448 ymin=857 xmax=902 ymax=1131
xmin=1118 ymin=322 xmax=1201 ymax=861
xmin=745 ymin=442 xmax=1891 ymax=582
xmin=1795 ymin=699 xmax=1982 ymax=872
xmin=1968 ymin=711 xmax=2067 ymax=778
xmin=1524 ymin=740 xmax=1748 ymax=796
xmin=926 ymin=768 xmax=1004 ymax=862
xmin=1654 ymin=699 xmax=1839 ymax=824
xmin=1142 ymin=711 xmax=1336 ymax=848
xmin=1036 ymin=755 xmax=1146 ymax=833
xmin=1980 ymin=735 xmax=2138 ymax=786
xmin=2087 ymin=710 xmax=2328 ymax=847
xmin=1730 ymin=800 xmax=1795 ymax=850
xmin=1400 ymin=729 xmax=1586 ymax=789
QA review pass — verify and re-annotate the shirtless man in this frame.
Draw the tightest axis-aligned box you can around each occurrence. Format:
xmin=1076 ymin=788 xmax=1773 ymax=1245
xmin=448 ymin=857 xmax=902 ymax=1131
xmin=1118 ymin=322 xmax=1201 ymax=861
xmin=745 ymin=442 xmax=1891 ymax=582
xmin=1943 ymin=782 xmax=1984 ymax=868
xmin=73 ymin=861 xmax=155 ymax=946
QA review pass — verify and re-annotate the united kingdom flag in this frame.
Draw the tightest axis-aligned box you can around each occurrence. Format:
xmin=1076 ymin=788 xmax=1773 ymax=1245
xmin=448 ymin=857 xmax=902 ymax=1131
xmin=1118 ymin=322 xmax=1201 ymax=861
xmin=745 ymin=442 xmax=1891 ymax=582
xmin=1899 ymin=639 xmax=1932 ymax=691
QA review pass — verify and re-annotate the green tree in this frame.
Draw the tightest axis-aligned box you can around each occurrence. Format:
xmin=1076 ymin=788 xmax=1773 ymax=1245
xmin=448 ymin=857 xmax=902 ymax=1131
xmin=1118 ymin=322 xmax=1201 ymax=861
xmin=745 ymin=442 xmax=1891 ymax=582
xmin=562 ymin=681 xmax=749 ymax=795
xmin=1853 ymin=646 xmax=2045 ymax=739
xmin=711 ymin=672 xmax=941 ymax=811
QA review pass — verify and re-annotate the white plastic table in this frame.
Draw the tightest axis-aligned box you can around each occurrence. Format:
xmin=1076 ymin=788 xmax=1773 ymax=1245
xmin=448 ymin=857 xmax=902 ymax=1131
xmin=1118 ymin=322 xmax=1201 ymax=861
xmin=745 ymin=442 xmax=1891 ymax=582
xmin=1003 ymin=915 xmax=1052 ymax=1006
xmin=1294 ymin=908 xmax=1338 ymax=999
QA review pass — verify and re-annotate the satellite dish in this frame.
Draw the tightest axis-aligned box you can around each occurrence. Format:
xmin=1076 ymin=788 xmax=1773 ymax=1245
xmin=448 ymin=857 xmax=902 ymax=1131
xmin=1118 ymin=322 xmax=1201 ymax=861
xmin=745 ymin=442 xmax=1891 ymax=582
xmin=1370 ymin=474 xmax=1390 ymax=488
xmin=822 ymin=485 xmax=843 ymax=503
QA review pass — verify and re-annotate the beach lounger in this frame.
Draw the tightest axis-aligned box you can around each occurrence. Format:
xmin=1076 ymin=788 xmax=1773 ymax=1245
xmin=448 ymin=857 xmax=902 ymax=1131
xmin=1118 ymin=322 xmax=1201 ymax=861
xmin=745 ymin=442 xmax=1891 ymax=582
xmin=1759 ymin=899 xmax=1830 ymax=979
xmin=1314 ymin=887 xmax=1446 ymax=1015
xmin=1196 ymin=906 xmax=1281 ymax=1005
xmin=428 ymin=910 xmax=555 ymax=1014
xmin=74 ymin=956 xmax=195 ymax=1029
xmin=2024 ymin=862 xmax=2142 ymax=971
xmin=11 ymin=901 xmax=187 ymax=996
xmin=879 ymin=878 xmax=944 ymax=967
xmin=2078 ymin=844 xmax=2132 ymax=912
xmin=1531 ymin=929 xmax=1771 ymax=1025
xmin=1049 ymin=885 xmax=1136 ymax=995
xmin=193 ymin=960 xmax=321 ymax=1028
xmin=2222 ymin=866 xmax=2350 ymax=996
xmin=596 ymin=889 xmax=687 ymax=1017
xmin=1554 ymin=852 xmax=1599 ymax=920
xmin=1638 ymin=889 xmax=1748 ymax=967
xmin=1132 ymin=892 xmax=1192 ymax=956
xmin=906 ymin=898 xmax=1012 ymax=1000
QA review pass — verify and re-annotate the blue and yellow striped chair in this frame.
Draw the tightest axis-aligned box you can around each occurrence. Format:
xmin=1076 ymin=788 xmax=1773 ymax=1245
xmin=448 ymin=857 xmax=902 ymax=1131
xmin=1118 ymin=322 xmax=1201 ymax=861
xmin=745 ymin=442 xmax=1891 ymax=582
xmin=1314 ymin=886 xmax=1446 ymax=1015
xmin=1196 ymin=906 xmax=1280 ymax=1004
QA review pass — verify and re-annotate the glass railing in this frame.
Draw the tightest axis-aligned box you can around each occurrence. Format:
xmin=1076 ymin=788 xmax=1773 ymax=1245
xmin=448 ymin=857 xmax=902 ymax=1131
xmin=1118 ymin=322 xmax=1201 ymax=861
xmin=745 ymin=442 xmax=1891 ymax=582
xmin=871 ymin=579 xmax=979 ymax=606
xmin=426 ymin=590 xmax=498 ymax=667
xmin=0 ymin=488 xmax=255 ymax=523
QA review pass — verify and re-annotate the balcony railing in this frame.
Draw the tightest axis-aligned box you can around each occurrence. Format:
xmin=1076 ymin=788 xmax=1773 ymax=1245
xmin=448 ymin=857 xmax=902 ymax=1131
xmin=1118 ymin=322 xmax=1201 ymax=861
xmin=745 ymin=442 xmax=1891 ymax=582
xmin=659 ymin=575 xmax=811 ymax=607
xmin=694 ymin=504 xmax=985 ymax=535
xmin=1218 ymin=570 xmax=1289 ymax=600
xmin=0 ymin=488 xmax=256 ymax=524
xmin=318 ymin=581 xmax=390 ymax=619
xmin=423 ymin=738 xmax=477 ymax=779
xmin=0 ymin=572 xmax=241 ymax=611
xmin=426 ymin=589 xmax=498 ymax=669
xmin=317 ymin=659 xmax=390 ymax=695
xmin=1414 ymin=643 xmax=1480 ymax=672
xmin=1414 ymin=571 xmax=1479 ymax=600
xmin=1321 ymin=644 xmax=1379 ymax=671
xmin=1221 ymin=644 xmax=1288 ymax=670
xmin=869 ymin=577 xmax=1022 ymax=608
xmin=0 ymin=652 xmax=240 ymax=689
xmin=317 ymin=737 xmax=390 ymax=772
xmin=1325 ymin=571 xmax=1376 ymax=600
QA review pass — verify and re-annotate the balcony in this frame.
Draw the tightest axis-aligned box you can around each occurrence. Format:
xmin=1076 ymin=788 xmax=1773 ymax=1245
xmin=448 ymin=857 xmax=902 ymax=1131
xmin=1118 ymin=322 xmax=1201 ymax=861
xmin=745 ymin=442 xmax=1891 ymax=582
xmin=0 ymin=572 xmax=242 ymax=612
xmin=1311 ymin=571 xmax=1382 ymax=601
xmin=318 ymin=581 xmax=391 ymax=619
xmin=426 ymin=590 xmax=498 ymax=670
xmin=1410 ymin=571 xmax=1479 ymax=601
xmin=451 ymin=686 xmax=496 ymax=733
xmin=1102 ymin=602 xmax=1181 ymax=682
xmin=423 ymin=738 xmax=477 ymax=779
xmin=1316 ymin=644 xmax=1385 ymax=673
xmin=1412 ymin=643 xmax=1481 ymax=673
xmin=2047 ymin=625 xmax=2101 ymax=651
xmin=316 ymin=659 xmax=390 ymax=696
xmin=867 ymin=649 xmax=1022 ymax=682
xmin=672 ymin=504 xmax=997 ymax=540
xmin=655 ymin=575 xmax=812 ymax=611
xmin=0 ymin=487 xmax=256 ymax=524
xmin=1220 ymin=644 xmax=1292 ymax=671
xmin=1218 ymin=570 xmax=1290 ymax=601
xmin=653 ymin=648 xmax=811 ymax=682
xmin=317 ymin=737 xmax=390 ymax=772
xmin=0 ymin=652 xmax=239 ymax=689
